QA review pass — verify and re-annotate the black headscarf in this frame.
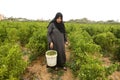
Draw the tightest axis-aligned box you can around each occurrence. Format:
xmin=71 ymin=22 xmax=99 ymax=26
xmin=48 ymin=12 xmax=65 ymax=33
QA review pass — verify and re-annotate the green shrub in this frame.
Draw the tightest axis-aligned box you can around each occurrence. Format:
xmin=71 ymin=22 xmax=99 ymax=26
xmin=67 ymin=24 xmax=118 ymax=80
xmin=113 ymin=46 xmax=120 ymax=61
xmin=0 ymin=43 xmax=27 ymax=80
xmin=110 ymin=26 xmax=120 ymax=38
xmin=69 ymin=28 xmax=100 ymax=54
xmin=93 ymin=32 xmax=116 ymax=52
xmin=0 ymin=25 xmax=7 ymax=42
xmin=18 ymin=24 xmax=35 ymax=46
xmin=26 ymin=28 xmax=47 ymax=61
xmin=81 ymin=24 xmax=110 ymax=36
xmin=7 ymin=28 xmax=19 ymax=42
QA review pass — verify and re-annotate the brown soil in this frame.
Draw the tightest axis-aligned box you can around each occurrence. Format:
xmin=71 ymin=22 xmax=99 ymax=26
xmin=109 ymin=71 xmax=120 ymax=80
xmin=101 ymin=57 xmax=120 ymax=80
xmin=22 ymin=45 xmax=75 ymax=80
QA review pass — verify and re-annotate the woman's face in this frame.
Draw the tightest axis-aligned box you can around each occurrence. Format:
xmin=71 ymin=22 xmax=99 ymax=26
xmin=56 ymin=17 xmax=62 ymax=23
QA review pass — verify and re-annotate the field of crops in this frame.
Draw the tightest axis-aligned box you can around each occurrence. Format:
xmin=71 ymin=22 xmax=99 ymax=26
xmin=0 ymin=21 xmax=120 ymax=80
xmin=66 ymin=23 xmax=120 ymax=80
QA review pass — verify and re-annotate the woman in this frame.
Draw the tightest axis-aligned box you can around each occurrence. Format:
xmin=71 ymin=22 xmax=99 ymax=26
xmin=47 ymin=12 xmax=68 ymax=71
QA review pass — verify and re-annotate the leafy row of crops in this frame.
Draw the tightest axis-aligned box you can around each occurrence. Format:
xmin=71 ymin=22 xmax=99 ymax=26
xmin=0 ymin=21 xmax=48 ymax=80
xmin=67 ymin=23 xmax=120 ymax=80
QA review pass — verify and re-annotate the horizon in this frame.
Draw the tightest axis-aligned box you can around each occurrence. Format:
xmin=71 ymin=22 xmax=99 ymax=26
xmin=1 ymin=16 xmax=119 ymax=22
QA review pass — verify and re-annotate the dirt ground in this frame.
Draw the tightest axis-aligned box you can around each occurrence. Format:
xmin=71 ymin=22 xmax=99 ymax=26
xmin=22 ymin=45 xmax=75 ymax=80
xmin=102 ymin=57 xmax=120 ymax=80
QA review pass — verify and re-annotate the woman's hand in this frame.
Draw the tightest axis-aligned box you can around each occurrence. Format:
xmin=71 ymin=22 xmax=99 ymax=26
xmin=65 ymin=42 xmax=69 ymax=45
xmin=50 ymin=42 xmax=53 ymax=49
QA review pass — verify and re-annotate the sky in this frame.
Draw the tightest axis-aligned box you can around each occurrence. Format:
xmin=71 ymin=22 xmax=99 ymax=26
xmin=0 ymin=0 xmax=120 ymax=21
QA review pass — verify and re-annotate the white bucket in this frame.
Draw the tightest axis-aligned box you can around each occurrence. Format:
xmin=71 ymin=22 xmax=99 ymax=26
xmin=46 ymin=50 xmax=57 ymax=67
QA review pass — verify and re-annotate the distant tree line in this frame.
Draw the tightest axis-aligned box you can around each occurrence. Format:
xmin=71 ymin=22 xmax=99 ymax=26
xmin=68 ymin=18 xmax=120 ymax=23
xmin=1 ymin=17 xmax=120 ymax=23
